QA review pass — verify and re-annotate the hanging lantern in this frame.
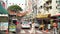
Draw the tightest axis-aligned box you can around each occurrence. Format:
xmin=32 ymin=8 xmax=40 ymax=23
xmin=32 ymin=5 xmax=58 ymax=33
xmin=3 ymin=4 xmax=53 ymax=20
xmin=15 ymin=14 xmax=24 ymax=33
xmin=9 ymin=3 xmax=11 ymax=4
xmin=19 ymin=4 xmax=20 ymax=5
xmin=22 ymin=4 xmax=23 ymax=5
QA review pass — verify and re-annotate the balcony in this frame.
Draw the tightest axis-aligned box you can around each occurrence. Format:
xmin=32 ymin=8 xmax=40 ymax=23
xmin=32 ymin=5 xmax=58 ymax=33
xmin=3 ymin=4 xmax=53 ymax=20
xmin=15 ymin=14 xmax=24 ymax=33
xmin=56 ymin=3 xmax=60 ymax=9
xmin=46 ymin=0 xmax=52 ymax=4
xmin=44 ymin=3 xmax=52 ymax=7
xmin=57 ymin=6 xmax=60 ymax=8
xmin=56 ymin=0 xmax=60 ymax=1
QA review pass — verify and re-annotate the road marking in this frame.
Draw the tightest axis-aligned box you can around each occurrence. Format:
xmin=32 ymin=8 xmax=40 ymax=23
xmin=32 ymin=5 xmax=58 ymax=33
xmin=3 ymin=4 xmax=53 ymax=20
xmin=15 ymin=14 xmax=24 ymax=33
xmin=47 ymin=32 xmax=50 ymax=33
xmin=20 ymin=30 xmax=25 ymax=33
xmin=43 ymin=31 xmax=51 ymax=33
xmin=28 ymin=30 xmax=31 ymax=33
xmin=36 ymin=30 xmax=43 ymax=33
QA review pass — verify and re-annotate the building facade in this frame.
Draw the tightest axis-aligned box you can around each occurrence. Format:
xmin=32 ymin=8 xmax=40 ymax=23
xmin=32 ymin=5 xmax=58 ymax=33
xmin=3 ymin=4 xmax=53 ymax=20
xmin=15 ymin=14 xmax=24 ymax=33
xmin=56 ymin=0 xmax=60 ymax=13
xmin=37 ymin=0 xmax=60 ymax=16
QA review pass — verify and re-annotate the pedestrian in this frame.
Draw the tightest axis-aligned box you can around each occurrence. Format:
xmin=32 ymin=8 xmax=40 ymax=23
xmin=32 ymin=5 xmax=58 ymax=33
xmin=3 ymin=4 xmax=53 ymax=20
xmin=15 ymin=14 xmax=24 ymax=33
xmin=30 ymin=21 xmax=35 ymax=34
xmin=53 ymin=22 xmax=58 ymax=34
xmin=48 ymin=24 xmax=51 ymax=30
xmin=39 ymin=24 xmax=45 ymax=31
xmin=28 ymin=21 xmax=32 ymax=28
xmin=16 ymin=24 xmax=21 ymax=34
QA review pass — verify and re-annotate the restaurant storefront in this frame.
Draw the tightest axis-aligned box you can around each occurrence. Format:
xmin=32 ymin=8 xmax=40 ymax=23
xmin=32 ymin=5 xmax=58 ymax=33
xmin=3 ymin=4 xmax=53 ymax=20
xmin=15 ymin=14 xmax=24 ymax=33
xmin=36 ymin=13 xmax=51 ymax=30
xmin=0 ymin=1 xmax=8 ymax=34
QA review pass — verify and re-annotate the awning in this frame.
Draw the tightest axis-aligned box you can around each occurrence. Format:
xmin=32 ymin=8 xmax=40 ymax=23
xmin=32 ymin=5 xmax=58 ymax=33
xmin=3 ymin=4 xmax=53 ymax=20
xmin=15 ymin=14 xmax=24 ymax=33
xmin=0 ymin=2 xmax=8 ymax=14
xmin=55 ymin=13 xmax=60 ymax=16
xmin=50 ymin=16 xmax=57 ymax=19
xmin=36 ymin=13 xmax=48 ymax=18
xmin=0 ymin=14 xmax=8 ymax=17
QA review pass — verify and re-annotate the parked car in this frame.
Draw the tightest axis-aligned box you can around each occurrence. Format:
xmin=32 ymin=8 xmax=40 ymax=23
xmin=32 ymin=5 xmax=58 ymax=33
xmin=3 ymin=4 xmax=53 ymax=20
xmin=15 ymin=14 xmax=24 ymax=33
xmin=21 ymin=21 xmax=30 ymax=28
xmin=35 ymin=23 xmax=40 ymax=28
xmin=34 ymin=20 xmax=40 ymax=28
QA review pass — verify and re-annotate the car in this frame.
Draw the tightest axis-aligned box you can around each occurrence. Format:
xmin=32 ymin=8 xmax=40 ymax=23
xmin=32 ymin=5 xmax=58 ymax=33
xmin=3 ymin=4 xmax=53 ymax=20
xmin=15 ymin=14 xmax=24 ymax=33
xmin=34 ymin=20 xmax=40 ymax=28
xmin=21 ymin=21 xmax=30 ymax=28
xmin=35 ymin=23 xmax=40 ymax=28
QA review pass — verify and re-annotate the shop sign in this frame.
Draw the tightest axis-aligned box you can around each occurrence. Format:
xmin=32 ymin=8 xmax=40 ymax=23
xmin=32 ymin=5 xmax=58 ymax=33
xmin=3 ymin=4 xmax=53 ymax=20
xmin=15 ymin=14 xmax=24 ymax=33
xmin=36 ymin=14 xmax=48 ymax=18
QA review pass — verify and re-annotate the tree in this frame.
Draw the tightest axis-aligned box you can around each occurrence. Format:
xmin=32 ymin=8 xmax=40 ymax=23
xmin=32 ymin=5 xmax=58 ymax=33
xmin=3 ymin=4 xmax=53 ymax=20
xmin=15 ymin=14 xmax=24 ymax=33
xmin=8 ymin=5 xmax=23 ymax=12
xmin=8 ymin=5 xmax=25 ymax=25
xmin=7 ymin=5 xmax=28 ymax=17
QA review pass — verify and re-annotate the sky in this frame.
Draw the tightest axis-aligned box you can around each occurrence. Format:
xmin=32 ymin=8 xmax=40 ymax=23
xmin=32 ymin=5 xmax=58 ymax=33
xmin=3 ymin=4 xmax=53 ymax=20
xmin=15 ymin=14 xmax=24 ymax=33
xmin=3 ymin=0 xmax=25 ymax=11
xmin=2 ymin=0 xmax=46 ymax=11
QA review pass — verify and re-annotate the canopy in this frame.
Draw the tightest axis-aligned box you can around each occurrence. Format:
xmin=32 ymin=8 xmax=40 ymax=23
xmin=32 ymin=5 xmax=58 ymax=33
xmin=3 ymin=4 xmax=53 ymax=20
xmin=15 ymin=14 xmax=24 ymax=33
xmin=0 ymin=2 xmax=8 ymax=14
xmin=36 ymin=13 xmax=48 ymax=18
xmin=55 ymin=13 xmax=60 ymax=16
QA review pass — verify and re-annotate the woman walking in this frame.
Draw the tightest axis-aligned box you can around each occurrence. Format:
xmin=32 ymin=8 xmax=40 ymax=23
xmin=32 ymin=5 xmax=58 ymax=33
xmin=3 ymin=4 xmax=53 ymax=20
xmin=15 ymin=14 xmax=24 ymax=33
xmin=30 ymin=21 xmax=35 ymax=34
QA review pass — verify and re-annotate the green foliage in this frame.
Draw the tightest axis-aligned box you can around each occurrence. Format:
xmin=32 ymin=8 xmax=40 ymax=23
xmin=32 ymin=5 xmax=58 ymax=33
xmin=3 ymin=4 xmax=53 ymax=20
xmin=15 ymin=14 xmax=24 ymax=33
xmin=8 ymin=5 xmax=23 ymax=12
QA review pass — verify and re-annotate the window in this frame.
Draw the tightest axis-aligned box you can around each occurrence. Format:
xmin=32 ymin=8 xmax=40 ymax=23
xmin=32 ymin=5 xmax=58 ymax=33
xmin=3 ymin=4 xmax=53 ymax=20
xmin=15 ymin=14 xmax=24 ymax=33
xmin=57 ymin=8 xmax=60 ymax=13
xmin=49 ymin=6 xmax=52 ymax=9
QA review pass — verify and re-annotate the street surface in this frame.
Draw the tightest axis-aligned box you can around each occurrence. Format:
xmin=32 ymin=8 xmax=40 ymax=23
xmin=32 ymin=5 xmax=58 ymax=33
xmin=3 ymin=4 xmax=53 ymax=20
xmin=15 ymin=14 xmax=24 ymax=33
xmin=9 ymin=23 xmax=53 ymax=34
xmin=17 ymin=29 xmax=53 ymax=34
xmin=9 ymin=28 xmax=53 ymax=34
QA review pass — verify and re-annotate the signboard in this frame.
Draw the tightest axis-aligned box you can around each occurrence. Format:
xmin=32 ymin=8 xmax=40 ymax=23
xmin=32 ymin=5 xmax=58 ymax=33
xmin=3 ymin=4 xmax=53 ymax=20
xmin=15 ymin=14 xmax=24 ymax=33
xmin=0 ymin=16 xmax=8 ymax=22
xmin=36 ymin=14 xmax=48 ymax=18
xmin=0 ymin=22 xmax=8 ymax=30
xmin=9 ymin=25 xmax=16 ymax=32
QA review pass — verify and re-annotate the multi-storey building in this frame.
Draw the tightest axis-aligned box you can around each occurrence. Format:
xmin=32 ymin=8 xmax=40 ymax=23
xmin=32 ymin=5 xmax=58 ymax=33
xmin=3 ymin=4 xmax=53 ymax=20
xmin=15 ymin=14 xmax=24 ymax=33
xmin=37 ymin=0 xmax=60 ymax=16
xmin=56 ymin=0 xmax=60 ymax=13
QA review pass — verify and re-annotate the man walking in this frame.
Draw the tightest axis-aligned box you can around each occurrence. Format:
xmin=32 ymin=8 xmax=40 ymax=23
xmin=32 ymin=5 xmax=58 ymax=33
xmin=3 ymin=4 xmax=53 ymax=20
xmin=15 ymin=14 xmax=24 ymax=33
xmin=53 ymin=22 xmax=58 ymax=34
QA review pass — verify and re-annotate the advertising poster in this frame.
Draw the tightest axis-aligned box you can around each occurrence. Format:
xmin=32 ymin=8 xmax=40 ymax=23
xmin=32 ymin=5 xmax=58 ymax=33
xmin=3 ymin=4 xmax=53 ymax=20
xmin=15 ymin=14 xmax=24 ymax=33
xmin=9 ymin=24 xmax=16 ymax=32
xmin=0 ymin=22 xmax=8 ymax=30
